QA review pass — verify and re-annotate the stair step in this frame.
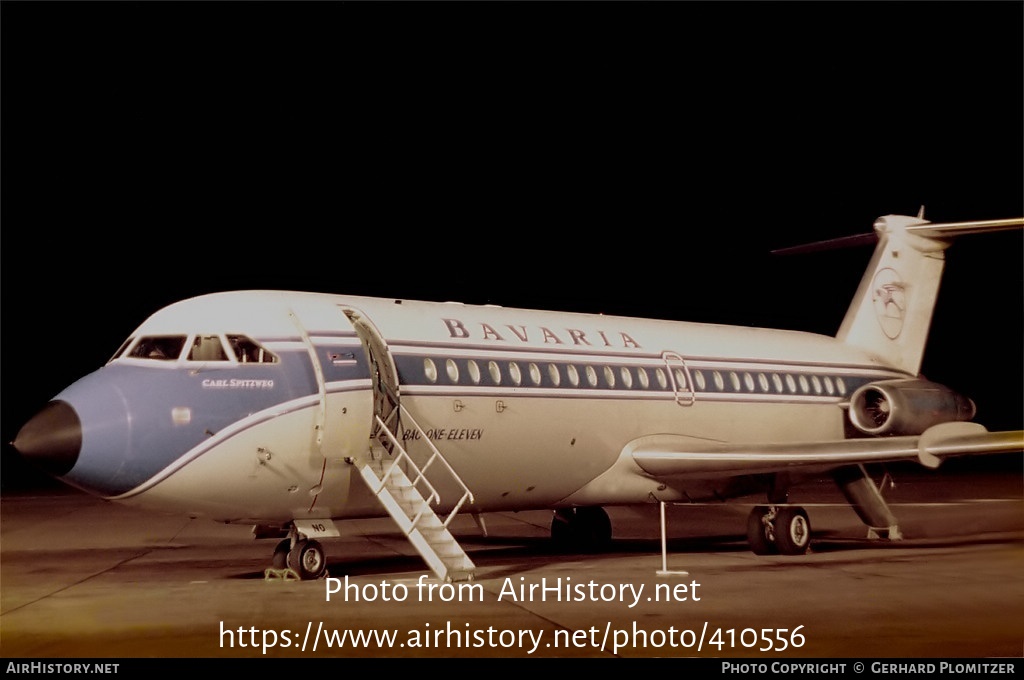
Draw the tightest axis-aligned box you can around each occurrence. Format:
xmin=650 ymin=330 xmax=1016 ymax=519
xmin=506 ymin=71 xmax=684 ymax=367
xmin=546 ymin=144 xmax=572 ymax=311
xmin=356 ymin=419 xmax=475 ymax=583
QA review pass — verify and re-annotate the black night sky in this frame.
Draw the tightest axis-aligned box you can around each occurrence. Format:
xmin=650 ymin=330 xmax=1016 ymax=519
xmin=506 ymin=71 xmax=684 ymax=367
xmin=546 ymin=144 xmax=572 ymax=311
xmin=2 ymin=1 xmax=1021 ymax=489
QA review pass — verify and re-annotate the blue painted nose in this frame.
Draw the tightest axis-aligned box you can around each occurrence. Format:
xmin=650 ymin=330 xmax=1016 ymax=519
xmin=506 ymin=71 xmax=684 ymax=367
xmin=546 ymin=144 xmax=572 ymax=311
xmin=12 ymin=400 xmax=82 ymax=477
xmin=12 ymin=369 xmax=135 ymax=497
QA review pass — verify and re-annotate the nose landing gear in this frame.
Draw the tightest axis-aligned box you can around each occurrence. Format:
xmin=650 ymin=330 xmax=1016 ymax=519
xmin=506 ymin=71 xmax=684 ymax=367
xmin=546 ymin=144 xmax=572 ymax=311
xmin=269 ymin=529 xmax=328 ymax=580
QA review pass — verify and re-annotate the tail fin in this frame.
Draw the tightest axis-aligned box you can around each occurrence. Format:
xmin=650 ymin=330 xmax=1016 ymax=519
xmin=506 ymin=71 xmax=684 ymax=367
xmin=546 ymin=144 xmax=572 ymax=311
xmin=836 ymin=215 xmax=1023 ymax=375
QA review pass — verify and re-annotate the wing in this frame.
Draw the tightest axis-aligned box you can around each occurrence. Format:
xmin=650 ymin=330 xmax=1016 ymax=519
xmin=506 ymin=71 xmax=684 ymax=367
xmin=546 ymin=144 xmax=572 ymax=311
xmin=631 ymin=422 xmax=1024 ymax=479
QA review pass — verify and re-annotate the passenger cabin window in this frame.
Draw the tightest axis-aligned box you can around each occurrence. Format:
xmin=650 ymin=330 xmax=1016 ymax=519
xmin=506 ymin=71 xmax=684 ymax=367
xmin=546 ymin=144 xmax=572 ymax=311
xmin=656 ymin=368 xmax=668 ymax=389
xmin=128 ymin=336 xmax=187 ymax=361
xmin=227 ymin=335 xmax=278 ymax=364
xmin=189 ymin=335 xmax=229 ymax=362
xmin=693 ymin=370 xmax=705 ymax=390
xmin=548 ymin=363 xmax=561 ymax=387
xmin=424 ymin=358 xmax=438 ymax=383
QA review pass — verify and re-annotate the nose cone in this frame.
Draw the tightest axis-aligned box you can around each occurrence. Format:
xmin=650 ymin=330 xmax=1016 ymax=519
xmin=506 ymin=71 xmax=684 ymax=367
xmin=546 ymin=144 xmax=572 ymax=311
xmin=12 ymin=400 xmax=82 ymax=477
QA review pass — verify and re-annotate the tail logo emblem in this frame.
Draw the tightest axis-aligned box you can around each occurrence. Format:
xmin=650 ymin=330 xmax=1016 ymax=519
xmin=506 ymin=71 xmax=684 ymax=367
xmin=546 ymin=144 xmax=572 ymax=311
xmin=871 ymin=267 xmax=907 ymax=339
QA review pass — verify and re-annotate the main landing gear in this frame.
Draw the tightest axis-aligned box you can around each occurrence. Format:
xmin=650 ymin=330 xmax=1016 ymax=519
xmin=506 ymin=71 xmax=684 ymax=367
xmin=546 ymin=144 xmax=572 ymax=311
xmin=746 ymin=505 xmax=811 ymax=555
xmin=550 ymin=506 xmax=613 ymax=552
xmin=272 ymin=530 xmax=328 ymax=580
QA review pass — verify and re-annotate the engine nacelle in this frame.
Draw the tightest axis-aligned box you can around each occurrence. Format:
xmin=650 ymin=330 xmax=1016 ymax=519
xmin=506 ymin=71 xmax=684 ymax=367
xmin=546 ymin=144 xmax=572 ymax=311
xmin=848 ymin=379 xmax=976 ymax=436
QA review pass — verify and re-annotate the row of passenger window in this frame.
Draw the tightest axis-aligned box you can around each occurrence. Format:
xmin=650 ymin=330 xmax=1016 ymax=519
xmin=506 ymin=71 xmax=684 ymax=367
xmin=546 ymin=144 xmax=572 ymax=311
xmin=420 ymin=357 xmax=850 ymax=396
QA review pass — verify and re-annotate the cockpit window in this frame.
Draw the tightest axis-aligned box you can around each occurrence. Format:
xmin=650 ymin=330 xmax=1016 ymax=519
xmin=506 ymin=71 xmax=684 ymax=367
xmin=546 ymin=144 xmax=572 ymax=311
xmin=227 ymin=334 xmax=278 ymax=364
xmin=188 ymin=334 xmax=229 ymax=362
xmin=128 ymin=336 xmax=187 ymax=361
xmin=120 ymin=333 xmax=277 ymax=364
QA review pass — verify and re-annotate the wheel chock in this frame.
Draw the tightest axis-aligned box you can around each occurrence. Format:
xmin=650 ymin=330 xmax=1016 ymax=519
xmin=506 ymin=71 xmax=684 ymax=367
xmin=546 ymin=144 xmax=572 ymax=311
xmin=264 ymin=567 xmax=300 ymax=581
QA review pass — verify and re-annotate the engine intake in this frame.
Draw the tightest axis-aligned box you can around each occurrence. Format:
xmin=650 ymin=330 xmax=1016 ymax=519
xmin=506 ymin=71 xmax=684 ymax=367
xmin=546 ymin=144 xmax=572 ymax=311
xmin=848 ymin=379 xmax=976 ymax=436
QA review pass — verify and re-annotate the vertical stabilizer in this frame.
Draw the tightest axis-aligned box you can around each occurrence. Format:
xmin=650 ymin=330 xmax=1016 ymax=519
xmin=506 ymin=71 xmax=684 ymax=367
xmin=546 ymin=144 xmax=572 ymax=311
xmin=837 ymin=215 xmax=1024 ymax=375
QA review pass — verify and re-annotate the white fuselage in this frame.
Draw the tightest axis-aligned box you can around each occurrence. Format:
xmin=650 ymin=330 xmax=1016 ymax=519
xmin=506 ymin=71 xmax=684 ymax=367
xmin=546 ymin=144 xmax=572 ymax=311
xmin=67 ymin=291 xmax=906 ymax=524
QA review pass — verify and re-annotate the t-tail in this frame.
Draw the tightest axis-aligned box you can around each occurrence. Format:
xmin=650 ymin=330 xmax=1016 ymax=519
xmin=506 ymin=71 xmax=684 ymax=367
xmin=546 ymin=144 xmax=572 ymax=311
xmin=836 ymin=214 xmax=1024 ymax=376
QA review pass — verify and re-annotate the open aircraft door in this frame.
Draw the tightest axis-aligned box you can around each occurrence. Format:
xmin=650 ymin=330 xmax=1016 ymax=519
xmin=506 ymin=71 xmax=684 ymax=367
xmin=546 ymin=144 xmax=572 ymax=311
xmin=338 ymin=306 xmax=402 ymax=448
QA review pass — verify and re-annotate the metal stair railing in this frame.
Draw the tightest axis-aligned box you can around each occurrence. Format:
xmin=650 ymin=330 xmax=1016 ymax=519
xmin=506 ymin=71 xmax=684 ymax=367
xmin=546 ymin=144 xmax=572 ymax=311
xmin=369 ymin=404 xmax=474 ymax=530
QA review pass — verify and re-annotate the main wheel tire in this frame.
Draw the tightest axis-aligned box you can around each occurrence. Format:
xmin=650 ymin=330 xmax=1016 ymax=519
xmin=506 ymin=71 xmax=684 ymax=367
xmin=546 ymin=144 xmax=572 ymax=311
xmin=550 ymin=509 xmax=576 ymax=551
xmin=287 ymin=538 xmax=327 ymax=579
xmin=746 ymin=505 xmax=777 ymax=555
xmin=774 ymin=507 xmax=811 ymax=555
xmin=551 ymin=507 xmax=612 ymax=552
xmin=575 ymin=506 xmax=612 ymax=552
xmin=272 ymin=538 xmax=290 ymax=570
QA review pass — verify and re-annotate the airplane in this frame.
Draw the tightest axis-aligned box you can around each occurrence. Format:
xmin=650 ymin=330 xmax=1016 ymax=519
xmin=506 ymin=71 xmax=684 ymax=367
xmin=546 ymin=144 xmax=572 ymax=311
xmin=10 ymin=213 xmax=1024 ymax=582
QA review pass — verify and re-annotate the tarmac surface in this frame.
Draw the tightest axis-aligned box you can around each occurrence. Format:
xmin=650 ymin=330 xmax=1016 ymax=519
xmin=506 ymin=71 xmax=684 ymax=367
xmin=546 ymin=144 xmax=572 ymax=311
xmin=2 ymin=459 xmax=1022 ymax=659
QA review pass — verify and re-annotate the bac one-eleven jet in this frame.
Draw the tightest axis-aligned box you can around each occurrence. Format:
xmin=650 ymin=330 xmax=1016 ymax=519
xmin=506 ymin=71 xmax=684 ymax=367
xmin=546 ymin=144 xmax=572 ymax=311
xmin=12 ymin=213 xmax=1024 ymax=581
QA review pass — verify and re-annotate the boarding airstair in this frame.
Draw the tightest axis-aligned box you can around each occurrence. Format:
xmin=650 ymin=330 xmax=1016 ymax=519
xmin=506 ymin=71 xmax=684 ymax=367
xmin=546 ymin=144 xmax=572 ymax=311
xmin=337 ymin=305 xmax=475 ymax=582
xmin=356 ymin=404 xmax=476 ymax=583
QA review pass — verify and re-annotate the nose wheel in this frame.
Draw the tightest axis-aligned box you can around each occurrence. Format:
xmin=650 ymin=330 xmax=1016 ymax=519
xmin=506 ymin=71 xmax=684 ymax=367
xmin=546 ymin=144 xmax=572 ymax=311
xmin=288 ymin=539 xmax=327 ymax=580
xmin=272 ymin=539 xmax=291 ymax=569
xmin=746 ymin=505 xmax=811 ymax=555
xmin=270 ymin=533 xmax=328 ymax=580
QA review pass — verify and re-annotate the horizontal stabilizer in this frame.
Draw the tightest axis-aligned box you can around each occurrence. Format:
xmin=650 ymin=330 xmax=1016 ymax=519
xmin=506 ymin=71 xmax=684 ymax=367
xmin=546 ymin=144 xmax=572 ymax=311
xmin=906 ymin=217 xmax=1024 ymax=238
xmin=771 ymin=232 xmax=878 ymax=256
xmin=771 ymin=217 xmax=1024 ymax=255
